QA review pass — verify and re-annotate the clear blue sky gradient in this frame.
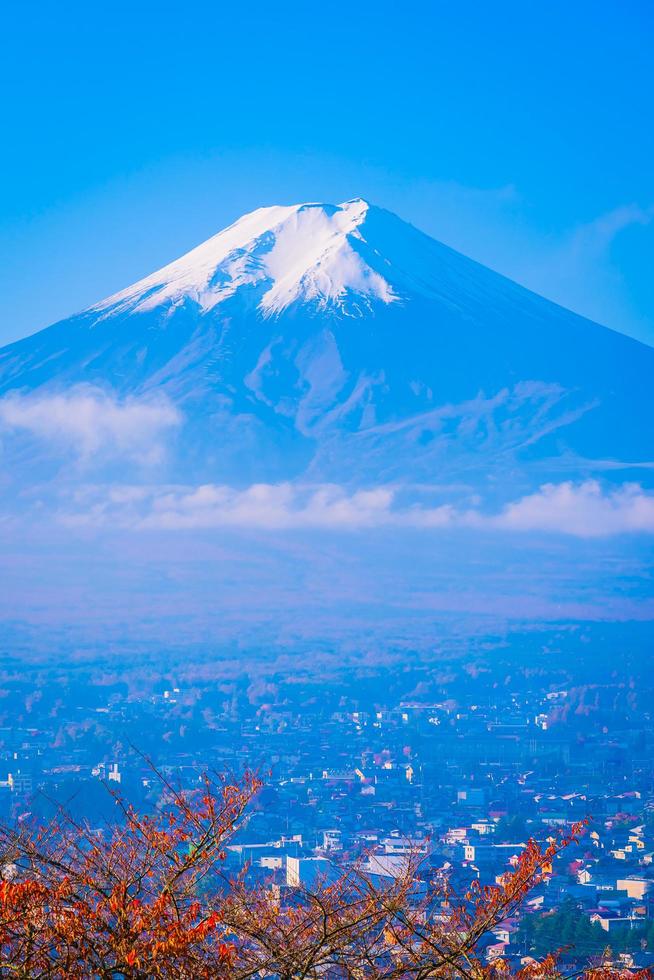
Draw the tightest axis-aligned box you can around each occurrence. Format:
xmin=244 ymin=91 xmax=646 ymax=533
xmin=1 ymin=0 xmax=652 ymax=345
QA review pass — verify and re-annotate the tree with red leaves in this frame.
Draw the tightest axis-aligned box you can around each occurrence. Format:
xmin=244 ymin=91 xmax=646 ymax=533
xmin=0 ymin=770 xmax=258 ymax=978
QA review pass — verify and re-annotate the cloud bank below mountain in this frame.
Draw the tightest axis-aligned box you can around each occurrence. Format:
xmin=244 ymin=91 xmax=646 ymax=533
xmin=54 ymin=478 xmax=654 ymax=538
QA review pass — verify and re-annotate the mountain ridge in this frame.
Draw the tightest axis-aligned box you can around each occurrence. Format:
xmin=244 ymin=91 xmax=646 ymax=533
xmin=0 ymin=198 xmax=652 ymax=495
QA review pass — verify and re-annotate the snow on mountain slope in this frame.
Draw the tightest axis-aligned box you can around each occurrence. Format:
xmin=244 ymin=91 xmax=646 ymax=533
xmin=93 ymin=199 xmax=399 ymax=318
xmin=0 ymin=198 xmax=653 ymax=495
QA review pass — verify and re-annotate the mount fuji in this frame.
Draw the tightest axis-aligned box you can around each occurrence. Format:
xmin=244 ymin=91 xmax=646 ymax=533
xmin=2 ymin=197 xmax=654 ymax=643
xmin=1 ymin=197 xmax=653 ymax=515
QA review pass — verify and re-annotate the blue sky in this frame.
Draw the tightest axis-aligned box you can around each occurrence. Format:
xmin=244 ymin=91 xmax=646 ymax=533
xmin=1 ymin=0 xmax=652 ymax=346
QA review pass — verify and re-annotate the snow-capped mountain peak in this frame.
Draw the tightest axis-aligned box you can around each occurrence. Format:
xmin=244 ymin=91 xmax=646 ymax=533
xmin=94 ymin=197 xmax=400 ymax=319
xmin=1 ymin=196 xmax=652 ymax=499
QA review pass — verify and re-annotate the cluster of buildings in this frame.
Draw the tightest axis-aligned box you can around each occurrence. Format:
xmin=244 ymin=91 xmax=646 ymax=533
xmin=0 ymin=641 xmax=652 ymax=972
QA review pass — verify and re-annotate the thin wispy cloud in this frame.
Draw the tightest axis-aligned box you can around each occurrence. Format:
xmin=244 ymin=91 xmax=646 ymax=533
xmin=398 ymin=180 xmax=654 ymax=344
xmin=506 ymin=202 xmax=654 ymax=341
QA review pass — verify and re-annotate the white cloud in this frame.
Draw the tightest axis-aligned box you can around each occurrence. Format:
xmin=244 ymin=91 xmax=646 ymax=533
xmin=490 ymin=480 xmax=654 ymax=538
xmin=60 ymin=481 xmax=455 ymax=531
xmin=57 ymin=478 xmax=654 ymax=538
xmin=0 ymin=386 xmax=181 ymax=463
xmin=122 ymin=483 xmax=401 ymax=531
